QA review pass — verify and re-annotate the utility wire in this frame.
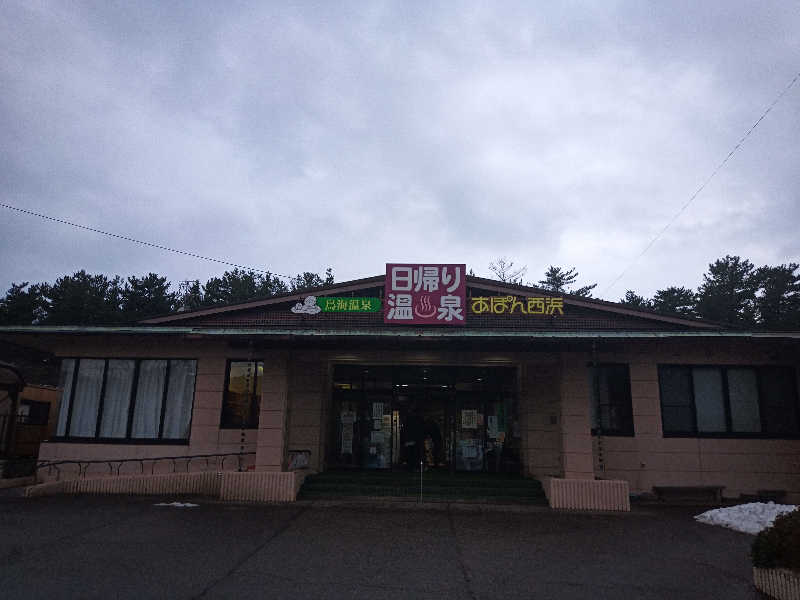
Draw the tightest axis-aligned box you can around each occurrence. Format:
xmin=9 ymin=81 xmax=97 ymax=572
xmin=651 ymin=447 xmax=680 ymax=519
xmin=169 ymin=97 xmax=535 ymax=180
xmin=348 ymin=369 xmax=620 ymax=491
xmin=602 ymin=69 xmax=800 ymax=297
xmin=0 ymin=202 xmax=297 ymax=279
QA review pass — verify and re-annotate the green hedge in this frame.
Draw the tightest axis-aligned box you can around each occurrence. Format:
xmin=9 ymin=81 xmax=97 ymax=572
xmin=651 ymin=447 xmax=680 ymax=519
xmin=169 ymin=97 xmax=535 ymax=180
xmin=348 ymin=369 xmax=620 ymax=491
xmin=752 ymin=509 xmax=800 ymax=569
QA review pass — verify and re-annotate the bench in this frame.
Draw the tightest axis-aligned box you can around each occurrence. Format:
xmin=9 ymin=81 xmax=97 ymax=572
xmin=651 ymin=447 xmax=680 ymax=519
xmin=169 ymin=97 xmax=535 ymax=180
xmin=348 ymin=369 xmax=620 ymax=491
xmin=653 ymin=485 xmax=725 ymax=504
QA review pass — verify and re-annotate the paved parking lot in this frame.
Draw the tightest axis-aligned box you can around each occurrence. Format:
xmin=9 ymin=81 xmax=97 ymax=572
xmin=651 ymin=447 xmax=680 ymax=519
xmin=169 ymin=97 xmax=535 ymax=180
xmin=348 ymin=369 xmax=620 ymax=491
xmin=0 ymin=495 xmax=760 ymax=599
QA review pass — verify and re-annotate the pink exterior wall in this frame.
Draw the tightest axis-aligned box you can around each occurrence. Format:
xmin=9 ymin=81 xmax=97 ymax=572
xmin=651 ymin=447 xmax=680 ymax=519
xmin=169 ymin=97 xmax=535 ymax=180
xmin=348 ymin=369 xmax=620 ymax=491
xmin=286 ymin=358 xmax=327 ymax=472
xmin=591 ymin=340 xmax=800 ymax=503
xmin=255 ymin=352 xmax=289 ymax=472
xmin=34 ymin=335 xmax=800 ymax=503
xmin=520 ymin=359 xmax=561 ymax=479
xmin=559 ymin=353 xmax=595 ymax=479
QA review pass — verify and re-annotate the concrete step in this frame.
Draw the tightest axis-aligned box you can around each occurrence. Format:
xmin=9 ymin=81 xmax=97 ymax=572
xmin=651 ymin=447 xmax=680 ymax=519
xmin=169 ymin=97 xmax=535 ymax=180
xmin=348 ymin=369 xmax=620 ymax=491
xmin=299 ymin=471 xmax=546 ymax=504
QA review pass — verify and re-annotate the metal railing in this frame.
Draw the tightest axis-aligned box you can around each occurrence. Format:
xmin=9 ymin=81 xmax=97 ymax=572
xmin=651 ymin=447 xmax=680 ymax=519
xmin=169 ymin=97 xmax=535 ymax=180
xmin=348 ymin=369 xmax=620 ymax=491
xmin=2 ymin=451 xmax=256 ymax=481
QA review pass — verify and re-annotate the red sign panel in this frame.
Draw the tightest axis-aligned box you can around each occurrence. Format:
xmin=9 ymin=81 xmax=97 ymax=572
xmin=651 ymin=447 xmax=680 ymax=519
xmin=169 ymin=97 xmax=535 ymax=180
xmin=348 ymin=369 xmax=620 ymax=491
xmin=384 ymin=263 xmax=466 ymax=325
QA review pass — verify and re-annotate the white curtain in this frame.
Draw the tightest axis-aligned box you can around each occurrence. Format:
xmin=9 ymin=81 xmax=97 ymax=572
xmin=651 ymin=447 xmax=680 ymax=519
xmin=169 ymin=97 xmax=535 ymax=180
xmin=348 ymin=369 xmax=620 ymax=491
xmin=131 ymin=360 xmax=166 ymax=438
xmin=693 ymin=367 xmax=726 ymax=432
xmin=69 ymin=359 xmax=104 ymax=437
xmin=56 ymin=359 xmax=76 ymax=436
xmin=162 ymin=360 xmax=196 ymax=439
xmin=99 ymin=360 xmax=135 ymax=438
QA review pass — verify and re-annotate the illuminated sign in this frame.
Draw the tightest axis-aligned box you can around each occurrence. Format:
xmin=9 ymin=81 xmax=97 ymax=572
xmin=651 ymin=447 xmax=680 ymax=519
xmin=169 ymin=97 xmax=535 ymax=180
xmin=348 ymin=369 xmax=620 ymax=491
xmin=470 ymin=296 xmax=564 ymax=315
xmin=384 ymin=264 xmax=466 ymax=325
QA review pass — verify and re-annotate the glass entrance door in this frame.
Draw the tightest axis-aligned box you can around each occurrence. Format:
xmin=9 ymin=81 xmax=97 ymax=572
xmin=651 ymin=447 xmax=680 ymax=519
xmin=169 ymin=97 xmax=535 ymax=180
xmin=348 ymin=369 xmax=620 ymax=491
xmin=359 ymin=389 xmax=392 ymax=469
xmin=455 ymin=389 xmax=484 ymax=471
xmin=330 ymin=365 xmax=518 ymax=473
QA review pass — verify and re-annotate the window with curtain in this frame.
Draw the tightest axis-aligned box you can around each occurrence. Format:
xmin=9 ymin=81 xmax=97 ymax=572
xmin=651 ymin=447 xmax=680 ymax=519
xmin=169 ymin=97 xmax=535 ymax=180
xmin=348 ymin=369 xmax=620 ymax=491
xmin=99 ymin=360 xmax=135 ymax=438
xmin=692 ymin=367 xmax=726 ymax=433
xmin=55 ymin=358 xmax=196 ymax=442
xmin=56 ymin=359 xmax=76 ymax=436
xmin=69 ymin=359 xmax=104 ymax=437
xmin=162 ymin=360 xmax=197 ymax=439
xmin=659 ymin=365 xmax=799 ymax=437
xmin=659 ymin=366 xmax=695 ymax=435
xmin=221 ymin=361 xmax=263 ymax=428
xmin=131 ymin=360 xmax=167 ymax=439
xmin=727 ymin=368 xmax=761 ymax=433
xmin=590 ymin=364 xmax=634 ymax=436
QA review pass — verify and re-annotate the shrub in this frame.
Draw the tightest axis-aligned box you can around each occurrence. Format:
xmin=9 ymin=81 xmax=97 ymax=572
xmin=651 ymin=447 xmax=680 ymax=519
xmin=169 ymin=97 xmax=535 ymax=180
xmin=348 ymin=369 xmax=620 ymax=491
xmin=752 ymin=509 xmax=800 ymax=570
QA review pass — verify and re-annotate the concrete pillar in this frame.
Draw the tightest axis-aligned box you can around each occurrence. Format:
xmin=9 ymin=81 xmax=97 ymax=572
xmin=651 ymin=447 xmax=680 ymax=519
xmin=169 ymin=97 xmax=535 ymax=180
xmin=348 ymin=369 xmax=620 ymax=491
xmin=255 ymin=352 xmax=289 ymax=472
xmin=559 ymin=353 xmax=594 ymax=479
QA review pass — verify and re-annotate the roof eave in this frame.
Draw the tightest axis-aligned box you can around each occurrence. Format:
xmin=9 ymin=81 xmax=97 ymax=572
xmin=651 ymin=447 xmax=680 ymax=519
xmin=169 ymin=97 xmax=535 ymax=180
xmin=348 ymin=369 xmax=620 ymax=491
xmin=1 ymin=326 xmax=799 ymax=340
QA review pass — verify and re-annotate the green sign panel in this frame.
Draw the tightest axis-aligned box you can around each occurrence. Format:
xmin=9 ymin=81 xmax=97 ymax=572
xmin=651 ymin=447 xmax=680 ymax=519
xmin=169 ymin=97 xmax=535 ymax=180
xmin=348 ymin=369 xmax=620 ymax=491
xmin=317 ymin=297 xmax=382 ymax=312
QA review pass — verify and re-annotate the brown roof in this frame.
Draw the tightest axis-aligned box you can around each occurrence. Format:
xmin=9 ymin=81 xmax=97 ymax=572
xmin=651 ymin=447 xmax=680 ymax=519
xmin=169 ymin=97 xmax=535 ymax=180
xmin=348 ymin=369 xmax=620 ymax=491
xmin=140 ymin=274 xmax=719 ymax=332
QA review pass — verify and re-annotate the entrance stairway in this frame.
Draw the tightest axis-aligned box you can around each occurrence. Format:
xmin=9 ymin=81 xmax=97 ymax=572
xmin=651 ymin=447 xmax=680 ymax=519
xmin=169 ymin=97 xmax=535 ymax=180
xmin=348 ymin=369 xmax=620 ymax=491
xmin=298 ymin=470 xmax=548 ymax=504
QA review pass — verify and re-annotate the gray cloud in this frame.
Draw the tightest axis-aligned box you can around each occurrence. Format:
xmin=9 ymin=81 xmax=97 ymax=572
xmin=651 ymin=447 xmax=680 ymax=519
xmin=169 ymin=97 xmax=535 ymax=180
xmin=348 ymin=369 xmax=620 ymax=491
xmin=1 ymin=1 xmax=798 ymax=300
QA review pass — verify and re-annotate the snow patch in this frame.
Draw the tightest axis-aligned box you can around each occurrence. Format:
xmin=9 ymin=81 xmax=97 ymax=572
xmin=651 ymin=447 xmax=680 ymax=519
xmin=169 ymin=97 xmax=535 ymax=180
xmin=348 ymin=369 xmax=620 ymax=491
xmin=695 ymin=502 xmax=797 ymax=535
xmin=153 ymin=502 xmax=199 ymax=508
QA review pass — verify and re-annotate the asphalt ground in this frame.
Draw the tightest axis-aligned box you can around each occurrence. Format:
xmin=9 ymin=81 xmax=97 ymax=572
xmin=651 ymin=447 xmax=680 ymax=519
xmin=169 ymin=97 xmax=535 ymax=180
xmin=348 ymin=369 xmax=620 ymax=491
xmin=0 ymin=495 xmax=762 ymax=599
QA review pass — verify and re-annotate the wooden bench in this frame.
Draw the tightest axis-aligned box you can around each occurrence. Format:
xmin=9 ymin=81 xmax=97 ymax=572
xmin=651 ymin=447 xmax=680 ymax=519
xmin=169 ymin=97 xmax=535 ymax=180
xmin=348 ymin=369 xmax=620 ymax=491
xmin=653 ymin=485 xmax=725 ymax=504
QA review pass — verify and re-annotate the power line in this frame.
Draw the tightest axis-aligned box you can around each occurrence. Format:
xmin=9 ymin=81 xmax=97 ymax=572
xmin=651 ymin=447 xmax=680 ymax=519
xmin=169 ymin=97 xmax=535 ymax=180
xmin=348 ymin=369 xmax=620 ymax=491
xmin=0 ymin=202 xmax=297 ymax=279
xmin=602 ymin=69 xmax=800 ymax=298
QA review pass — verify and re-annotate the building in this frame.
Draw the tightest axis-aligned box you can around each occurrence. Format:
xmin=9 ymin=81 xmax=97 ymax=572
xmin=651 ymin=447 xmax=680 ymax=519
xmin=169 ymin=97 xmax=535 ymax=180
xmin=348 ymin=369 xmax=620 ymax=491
xmin=1 ymin=264 xmax=799 ymax=505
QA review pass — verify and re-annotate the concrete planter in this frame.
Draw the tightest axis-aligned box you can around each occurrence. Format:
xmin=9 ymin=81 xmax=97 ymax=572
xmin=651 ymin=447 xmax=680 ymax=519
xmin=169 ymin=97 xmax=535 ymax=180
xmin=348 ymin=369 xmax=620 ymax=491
xmin=541 ymin=477 xmax=630 ymax=511
xmin=753 ymin=567 xmax=800 ymax=600
xmin=24 ymin=470 xmax=303 ymax=503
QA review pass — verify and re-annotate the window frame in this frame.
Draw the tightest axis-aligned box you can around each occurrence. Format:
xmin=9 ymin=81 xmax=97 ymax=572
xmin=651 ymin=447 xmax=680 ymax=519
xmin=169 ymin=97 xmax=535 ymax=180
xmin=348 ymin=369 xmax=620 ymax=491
xmin=589 ymin=363 xmax=635 ymax=437
xmin=220 ymin=359 xmax=263 ymax=429
xmin=658 ymin=364 xmax=800 ymax=439
xmin=54 ymin=357 xmax=197 ymax=445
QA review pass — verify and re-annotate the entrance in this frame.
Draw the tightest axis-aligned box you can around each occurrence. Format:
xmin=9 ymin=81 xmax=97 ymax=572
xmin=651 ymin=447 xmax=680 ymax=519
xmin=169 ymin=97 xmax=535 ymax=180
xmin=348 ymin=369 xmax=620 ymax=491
xmin=329 ymin=365 xmax=519 ymax=473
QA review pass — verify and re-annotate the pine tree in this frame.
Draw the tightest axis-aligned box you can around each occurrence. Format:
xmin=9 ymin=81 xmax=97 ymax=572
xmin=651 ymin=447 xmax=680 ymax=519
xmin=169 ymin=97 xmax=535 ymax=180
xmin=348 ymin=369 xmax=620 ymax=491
xmin=619 ymin=290 xmax=652 ymax=310
xmin=652 ymin=286 xmax=697 ymax=318
xmin=0 ymin=282 xmax=47 ymax=325
xmin=755 ymin=263 xmax=800 ymax=329
xmin=538 ymin=266 xmax=597 ymax=297
xmin=43 ymin=271 xmax=124 ymax=325
xmin=121 ymin=273 xmax=176 ymax=321
xmin=695 ymin=256 xmax=758 ymax=325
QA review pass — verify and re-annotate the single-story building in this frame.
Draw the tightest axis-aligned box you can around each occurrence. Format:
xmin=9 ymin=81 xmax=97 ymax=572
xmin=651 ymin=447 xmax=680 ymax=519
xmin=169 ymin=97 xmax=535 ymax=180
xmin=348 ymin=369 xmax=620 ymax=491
xmin=1 ymin=264 xmax=799 ymax=504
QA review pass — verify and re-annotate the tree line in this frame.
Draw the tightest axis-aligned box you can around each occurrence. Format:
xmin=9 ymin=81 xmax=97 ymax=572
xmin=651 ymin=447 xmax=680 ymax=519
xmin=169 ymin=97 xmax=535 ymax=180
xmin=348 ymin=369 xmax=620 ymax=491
xmin=2 ymin=256 xmax=798 ymax=329
xmin=618 ymin=255 xmax=800 ymax=329
xmin=0 ymin=268 xmax=334 ymax=325
xmin=489 ymin=255 xmax=800 ymax=329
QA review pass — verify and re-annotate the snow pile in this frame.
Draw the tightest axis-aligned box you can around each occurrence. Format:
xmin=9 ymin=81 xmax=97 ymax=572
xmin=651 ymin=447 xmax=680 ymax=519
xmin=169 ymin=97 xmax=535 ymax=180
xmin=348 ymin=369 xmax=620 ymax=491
xmin=695 ymin=502 xmax=797 ymax=535
xmin=153 ymin=501 xmax=199 ymax=508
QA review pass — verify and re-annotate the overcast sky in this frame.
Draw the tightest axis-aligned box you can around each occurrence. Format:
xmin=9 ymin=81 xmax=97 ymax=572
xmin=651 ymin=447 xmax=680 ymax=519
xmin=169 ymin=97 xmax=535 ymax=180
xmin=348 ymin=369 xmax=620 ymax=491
xmin=1 ymin=2 xmax=798 ymax=301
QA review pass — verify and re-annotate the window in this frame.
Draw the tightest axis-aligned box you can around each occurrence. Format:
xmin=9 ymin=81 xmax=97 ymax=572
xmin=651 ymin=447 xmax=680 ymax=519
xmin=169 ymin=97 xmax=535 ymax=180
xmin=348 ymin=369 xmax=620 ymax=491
xmin=590 ymin=364 xmax=634 ymax=436
xmin=17 ymin=399 xmax=50 ymax=425
xmin=55 ymin=358 xmax=196 ymax=442
xmin=692 ymin=367 xmax=726 ymax=433
xmin=658 ymin=365 xmax=800 ymax=437
xmin=221 ymin=361 xmax=263 ymax=428
xmin=760 ymin=367 xmax=800 ymax=435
